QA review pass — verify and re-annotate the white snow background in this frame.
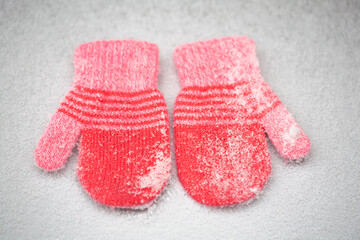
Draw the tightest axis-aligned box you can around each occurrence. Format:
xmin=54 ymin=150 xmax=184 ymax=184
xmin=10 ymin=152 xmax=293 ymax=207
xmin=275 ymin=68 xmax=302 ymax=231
xmin=0 ymin=0 xmax=359 ymax=239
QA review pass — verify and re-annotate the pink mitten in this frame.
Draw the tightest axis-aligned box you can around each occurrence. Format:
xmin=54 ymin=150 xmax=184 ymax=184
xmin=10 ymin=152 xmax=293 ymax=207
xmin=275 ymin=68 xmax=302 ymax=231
xmin=35 ymin=40 xmax=171 ymax=208
xmin=174 ymin=37 xmax=310 ymax=206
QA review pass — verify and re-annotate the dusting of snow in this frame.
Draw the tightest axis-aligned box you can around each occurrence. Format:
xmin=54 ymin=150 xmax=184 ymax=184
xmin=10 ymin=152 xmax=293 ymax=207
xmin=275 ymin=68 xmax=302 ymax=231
xmin=288 ymin=123 xmax=301 ymax=139
xmin=249 ymin=187 xmax=259 ymax=193
xmin=191 ymin=126 xmax=270 ymax=203
xmin=137 ymin=127 xmax=171 ymax=198
xmin=138 ymin=157 xmax=171 ymax=193
xmin=283 ymin=123 xmax=301 ymax=147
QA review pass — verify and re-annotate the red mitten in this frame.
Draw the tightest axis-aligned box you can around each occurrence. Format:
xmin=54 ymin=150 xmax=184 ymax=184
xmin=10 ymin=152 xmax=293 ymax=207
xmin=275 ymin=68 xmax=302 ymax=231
xmin=35 ymin=40 xmax=171 ymax=208
xmin=174 ymin=36 xmax=310 ymax=206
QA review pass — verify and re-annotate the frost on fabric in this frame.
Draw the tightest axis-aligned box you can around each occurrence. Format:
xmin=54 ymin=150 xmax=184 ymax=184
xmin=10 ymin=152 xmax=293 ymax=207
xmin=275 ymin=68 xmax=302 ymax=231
xmin=262 ymin=104 xmax=310 ymax=160
xmin=136 ymin=126 xmax=171 ymax=198
xmin=173 ymin=79 xmax=278 ymax=205
xmin=138 ymin=158 xmax=171 ymax=194
xmin=283 ymin=123 xmax=301 ymax=145
xmin=77 ymin=123 xmax=170 ymax=208
xmin=175 ymin=124 xmax=271 ymax=206
xmin=173 ymin=36 xmax=310 ymax=207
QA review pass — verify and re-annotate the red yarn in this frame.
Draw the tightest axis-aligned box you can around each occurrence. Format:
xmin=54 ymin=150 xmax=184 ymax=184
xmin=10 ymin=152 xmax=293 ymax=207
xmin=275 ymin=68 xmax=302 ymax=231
xmin=35 ymin=40 xmax=170 ymax=208
xmin=174 ymin=36 xmax=310 ymax=206
xmin=78 ymin=127 xmax=169 ymax=207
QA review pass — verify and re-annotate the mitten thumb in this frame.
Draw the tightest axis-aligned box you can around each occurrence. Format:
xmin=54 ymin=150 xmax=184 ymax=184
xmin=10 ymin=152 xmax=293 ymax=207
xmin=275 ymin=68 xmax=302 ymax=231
xmin=35 ymin=107 xmax=82 ymax=171
xmin=262 ymin=103 xmax=310 ymax=160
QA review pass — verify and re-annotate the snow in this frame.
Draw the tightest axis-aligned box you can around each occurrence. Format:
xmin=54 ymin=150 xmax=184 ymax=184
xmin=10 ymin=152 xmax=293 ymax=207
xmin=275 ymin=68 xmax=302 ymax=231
xmin=1 ymin=0 xmax=359 ymax=239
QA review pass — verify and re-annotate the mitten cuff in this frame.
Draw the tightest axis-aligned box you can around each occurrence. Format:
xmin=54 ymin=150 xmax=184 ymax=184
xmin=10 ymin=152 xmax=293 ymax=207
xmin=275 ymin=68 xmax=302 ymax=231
xmin=174 ymin=36 xmax=260 ymax=88
xmin=73 ymin=40 xmax=159 ymax=91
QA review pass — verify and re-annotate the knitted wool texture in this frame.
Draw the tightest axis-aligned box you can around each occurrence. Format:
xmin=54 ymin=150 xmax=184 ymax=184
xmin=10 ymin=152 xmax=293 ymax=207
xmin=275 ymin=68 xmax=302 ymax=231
xmin=35 ymin=40 xmax=171 ymax=208
xmin=174 ymin=36 xmax=310 ymax=206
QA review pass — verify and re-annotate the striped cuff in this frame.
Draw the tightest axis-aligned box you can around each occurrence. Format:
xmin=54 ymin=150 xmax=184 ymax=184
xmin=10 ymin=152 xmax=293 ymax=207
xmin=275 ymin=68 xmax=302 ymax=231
xmin=58 ymin=86 xmax=168 ymax=130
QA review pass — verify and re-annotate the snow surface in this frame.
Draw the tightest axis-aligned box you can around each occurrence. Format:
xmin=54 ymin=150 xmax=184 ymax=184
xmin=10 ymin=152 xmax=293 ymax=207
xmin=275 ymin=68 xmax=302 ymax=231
xmin=0 ymin=0 xmax=359 ymax=239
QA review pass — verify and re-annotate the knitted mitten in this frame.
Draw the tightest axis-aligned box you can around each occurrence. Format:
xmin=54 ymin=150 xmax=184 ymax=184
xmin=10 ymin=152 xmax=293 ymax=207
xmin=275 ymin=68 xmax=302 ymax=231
xmin=174 ymin=36 xmax=310 ymax=206
xmin=35 ymin=40 xmax=171 ymax=208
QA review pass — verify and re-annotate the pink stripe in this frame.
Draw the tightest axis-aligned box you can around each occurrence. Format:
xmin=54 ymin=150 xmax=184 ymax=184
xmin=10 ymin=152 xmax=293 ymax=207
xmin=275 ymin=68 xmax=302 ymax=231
xmin=179 ymin=78 xmax=249 ymax=91
xmin=66 ymin=95 xmax=164 ymax=108
xmin=178 ymin=89 xmax=251 ymax=99
xmin=61 ymin=101 xmax=167 ymax=117
xmin=174 ymin=112 xmax=257 ymax=120
xmin=174 ymin=119 xmax=260 ymax=126
xmin=63 ymin=95 xmax=167 ymax=112
xmin=71 ymin=89 xmax=163 ymax=103
xmin=174 ymin=101 xmax=281 ymax=121
xmin=175 ymin=97 xmax=257 ymax=106
xmin=82 ymin=122 xmax=168 ymax=131
xmin=177 ymin=96 xmax=233 ymax=102
xmin=75 ymin=85 xmax=158 ymax=96
xmin=174 ymin=106 xmax=248 ymax=114
xmin=59 ymin=108 xmax=167 ymax=125
xmin=174 ymin=102 xmax=257 ymax=111
xmin=60 ymin=104 xmax=167 ymax=121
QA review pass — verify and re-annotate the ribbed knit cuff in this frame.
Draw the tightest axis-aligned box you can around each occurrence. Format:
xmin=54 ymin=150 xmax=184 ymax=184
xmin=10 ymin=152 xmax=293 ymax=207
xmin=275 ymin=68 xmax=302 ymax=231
xmin=73 ymin=40 xmax=159 ymax=91
xmin=174 ymin=36 xmax=260 ymax=88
